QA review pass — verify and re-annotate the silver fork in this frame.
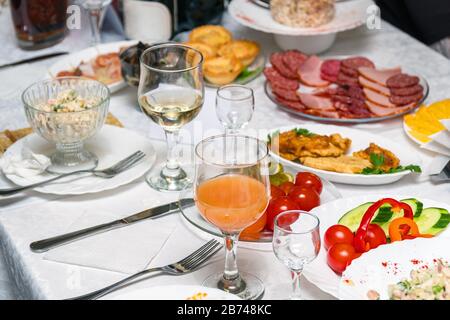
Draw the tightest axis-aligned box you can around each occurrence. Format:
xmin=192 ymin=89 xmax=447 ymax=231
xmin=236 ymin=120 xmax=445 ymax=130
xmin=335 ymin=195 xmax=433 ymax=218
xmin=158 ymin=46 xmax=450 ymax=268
xmin=68 ymin=239 xmax=222 ymax=300
xmin=0 ymin=151 xmax=146 ymax=196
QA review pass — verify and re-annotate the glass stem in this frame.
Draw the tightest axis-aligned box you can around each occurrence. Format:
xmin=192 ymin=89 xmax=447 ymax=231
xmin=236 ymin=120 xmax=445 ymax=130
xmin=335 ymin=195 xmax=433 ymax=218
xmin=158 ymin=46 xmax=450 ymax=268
xmin=291 ymin=270 xmax=303 ymax=300
xmin=162 ymin=130 xmax=183 ymax=177
xmin=223 ymin=233 xmax=239 ymax=281
xmin=87 ymin=6 xmax=106 ymax=45
xmin=219 ymin=233 xmax=244 ymax=294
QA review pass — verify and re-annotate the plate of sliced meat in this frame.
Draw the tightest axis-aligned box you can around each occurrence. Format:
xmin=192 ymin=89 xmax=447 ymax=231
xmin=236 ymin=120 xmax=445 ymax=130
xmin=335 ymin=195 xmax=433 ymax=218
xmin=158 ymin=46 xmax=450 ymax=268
xmin=46 ymin=40 xmax=137 ymax=93
xmin=264 ymin=51 xmax=429 ymax=123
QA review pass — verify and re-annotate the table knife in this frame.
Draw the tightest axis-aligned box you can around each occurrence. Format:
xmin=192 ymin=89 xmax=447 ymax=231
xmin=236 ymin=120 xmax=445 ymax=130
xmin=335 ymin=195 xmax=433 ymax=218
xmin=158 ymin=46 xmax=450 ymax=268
xmin=29 ymin=198 xmax=195 ymax=253
xmin=0 ymin=52 xmax=69 ymax=69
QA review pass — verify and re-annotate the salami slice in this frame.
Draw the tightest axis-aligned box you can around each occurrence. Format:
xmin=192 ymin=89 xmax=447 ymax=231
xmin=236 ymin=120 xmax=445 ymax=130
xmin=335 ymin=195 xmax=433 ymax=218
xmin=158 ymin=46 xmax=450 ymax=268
xmin=337 ymin=72 xmax=359 ymax=86
xmin=386 ymin=73 xmax=420 ymax=89
xmin=345 ymin=101 xmax=372 ymax=118
xmin=264 ymin=67 xmax=299 ymax=90
xmin=321 ymin=59 xmax=341 ymax=77
xmin=270 ymin=52 xmax=298 ymax=79
xmin=340 ymin=66 xmax=359 ymax=78
xmin=348 ymin=85 xmax=365 ymax=101
xmin=342 ymin=56 xmax=375 ymax=70
xmin=321 ymin=72 xmax=338 ymax=83
xmin=389 ymin=93 xmax=423 ymax=106
xmin=390 ymin=84 xmax=423 ymax=96
xmin=272 ymin=86 xmax=300 ymax=102
xmin=282 ymin=50 xmax=308 ymax=74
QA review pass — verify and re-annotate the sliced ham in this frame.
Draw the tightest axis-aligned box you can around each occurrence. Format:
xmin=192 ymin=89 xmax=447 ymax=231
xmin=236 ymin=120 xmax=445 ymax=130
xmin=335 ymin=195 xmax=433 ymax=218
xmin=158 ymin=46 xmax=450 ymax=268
xmin=298 ymin=93 xmax=335 ymax=111
xmin=298 ymin=56 xmax=330 ymax=87
xmin=366 ymin=101 xmax=415 ymax=116
xmin=363 ymin=87 xmax=398 ymax=108
xmin=359 ymin=76 xmax=391 ymax=96
xmin=358 ymin=67 xmax=402 ymax=86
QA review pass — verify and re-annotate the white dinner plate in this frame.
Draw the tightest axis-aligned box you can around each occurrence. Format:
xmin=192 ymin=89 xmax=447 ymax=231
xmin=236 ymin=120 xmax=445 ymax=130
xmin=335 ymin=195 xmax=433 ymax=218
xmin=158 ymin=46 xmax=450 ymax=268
xmin=46 ymin=40 xmax=137 ymax=93
xmin=264 ymin=124 xmax=422 ymax=185
xmin=339 ymin=237 xmax=450 ymax=300
xmin=106 ymin=285 xmax=241 ymax=300
xmin=229 ymin=0 xmax=370 ymax=36
xmin=303 ymin=194 xmax=450 ymax=298
xmin=4 ymin=125 xmax=156 ymax=195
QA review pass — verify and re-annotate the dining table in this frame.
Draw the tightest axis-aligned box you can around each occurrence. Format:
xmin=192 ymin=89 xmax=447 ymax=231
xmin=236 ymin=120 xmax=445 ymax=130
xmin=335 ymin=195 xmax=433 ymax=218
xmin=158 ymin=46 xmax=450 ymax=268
xmin=0 ymin=9 xmax=450 ymax=300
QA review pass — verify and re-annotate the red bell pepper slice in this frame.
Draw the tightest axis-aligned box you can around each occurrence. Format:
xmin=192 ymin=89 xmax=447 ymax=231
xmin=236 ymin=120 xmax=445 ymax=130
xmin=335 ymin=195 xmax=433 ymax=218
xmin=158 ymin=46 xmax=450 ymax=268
xmin=353 ymin=198 xmax=413 ymax=253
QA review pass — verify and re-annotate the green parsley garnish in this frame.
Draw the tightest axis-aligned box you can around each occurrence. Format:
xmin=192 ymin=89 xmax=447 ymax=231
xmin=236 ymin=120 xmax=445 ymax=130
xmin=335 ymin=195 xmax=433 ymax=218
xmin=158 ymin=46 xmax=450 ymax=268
xmin=370 ymin=153 xmax=385 ymax=167
xmin=362 ymin=153 xmax=421 ymax=175
xmin=294 ymin=128 xmax=315 ymax=137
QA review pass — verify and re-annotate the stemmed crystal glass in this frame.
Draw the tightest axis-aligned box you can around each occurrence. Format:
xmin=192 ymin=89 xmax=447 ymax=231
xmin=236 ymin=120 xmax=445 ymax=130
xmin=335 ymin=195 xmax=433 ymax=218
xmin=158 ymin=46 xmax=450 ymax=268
xmin=215 ymin=85 xmax=255 ymax=135
xmin=80 ymin=0 xmax=112 ymax=45
xmin=194 ymin=135 xmax=270 ymax=300
xmin=272 ymin=211 xmax=321 ymax=300
xmin=138 ymin=43 xmax=204 ymax=191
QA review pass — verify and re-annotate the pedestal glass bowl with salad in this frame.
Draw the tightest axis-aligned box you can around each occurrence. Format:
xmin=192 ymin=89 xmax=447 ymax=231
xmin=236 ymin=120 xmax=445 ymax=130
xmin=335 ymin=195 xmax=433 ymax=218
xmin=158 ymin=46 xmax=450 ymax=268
xmin=22 ymin=77 xmax=110 ymax=173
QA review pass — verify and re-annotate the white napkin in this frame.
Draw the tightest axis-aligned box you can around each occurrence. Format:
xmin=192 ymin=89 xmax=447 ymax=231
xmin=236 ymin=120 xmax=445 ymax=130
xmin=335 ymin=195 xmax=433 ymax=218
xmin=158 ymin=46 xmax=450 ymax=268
xmin=44 ymin=210 xmax=178 ymax=274
xmin=0 ymin=148 xmax=50 ymax=178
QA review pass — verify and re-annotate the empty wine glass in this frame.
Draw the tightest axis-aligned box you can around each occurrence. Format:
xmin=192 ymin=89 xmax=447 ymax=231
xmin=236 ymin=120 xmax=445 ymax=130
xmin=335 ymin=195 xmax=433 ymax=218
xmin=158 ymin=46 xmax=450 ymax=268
xmin=216 ymin=85 xmax=255 ymax=135
xmin=80 ymin=0 xmax=112 ymax=45
xmin=273 ymin=211 xmax=321 ymax=300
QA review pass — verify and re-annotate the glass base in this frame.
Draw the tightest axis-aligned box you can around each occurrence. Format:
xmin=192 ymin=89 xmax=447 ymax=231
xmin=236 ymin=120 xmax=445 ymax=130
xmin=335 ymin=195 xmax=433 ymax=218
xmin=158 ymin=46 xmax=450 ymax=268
xmin=202 ymin=272 xmax=265 ymax=300
xmin=145 ymin=166 xmax=192 ymax=192
xmin=47 ymin=149 xmax=98 ymax=174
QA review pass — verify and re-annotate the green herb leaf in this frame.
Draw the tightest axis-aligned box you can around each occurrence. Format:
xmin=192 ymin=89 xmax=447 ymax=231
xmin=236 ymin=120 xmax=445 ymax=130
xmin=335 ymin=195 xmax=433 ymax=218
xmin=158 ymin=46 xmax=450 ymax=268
xmin=432 ymin=285 xmax=443 ymax=295
xmin=294 ymin=128 xmax=314 ymax=137
xmin=361 ymin=164 xmax=422 ymax=175
xmin=370 ymin=153 xmax=385 ymax=167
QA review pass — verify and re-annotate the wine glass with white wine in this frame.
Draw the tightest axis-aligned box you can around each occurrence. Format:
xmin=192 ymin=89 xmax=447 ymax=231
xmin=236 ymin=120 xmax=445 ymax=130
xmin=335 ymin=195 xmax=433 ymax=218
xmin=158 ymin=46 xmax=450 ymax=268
xmin=138 ymin=43 xmax=204 ymax=191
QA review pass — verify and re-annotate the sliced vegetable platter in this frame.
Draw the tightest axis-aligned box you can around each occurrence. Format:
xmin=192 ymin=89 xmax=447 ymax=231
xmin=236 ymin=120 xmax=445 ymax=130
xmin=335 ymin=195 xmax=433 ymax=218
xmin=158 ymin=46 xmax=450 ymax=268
xmin=303 ymin=194 xmax=450 ymax=298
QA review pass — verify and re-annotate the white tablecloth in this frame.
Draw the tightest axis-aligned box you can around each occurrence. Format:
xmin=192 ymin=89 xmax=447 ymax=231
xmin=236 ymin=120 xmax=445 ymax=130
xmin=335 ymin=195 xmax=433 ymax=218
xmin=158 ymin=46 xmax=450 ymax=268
xmin=0 ymin=11 xmax=450 ymax=300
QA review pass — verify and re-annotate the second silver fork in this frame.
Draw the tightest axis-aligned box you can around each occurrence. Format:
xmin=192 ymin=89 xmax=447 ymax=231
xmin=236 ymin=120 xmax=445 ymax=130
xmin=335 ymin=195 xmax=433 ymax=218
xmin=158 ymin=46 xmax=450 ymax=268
xmin=0 ymin=150 xmax=146 ymax=196
xmin=69 ymin=239 xmax=222 ymax=300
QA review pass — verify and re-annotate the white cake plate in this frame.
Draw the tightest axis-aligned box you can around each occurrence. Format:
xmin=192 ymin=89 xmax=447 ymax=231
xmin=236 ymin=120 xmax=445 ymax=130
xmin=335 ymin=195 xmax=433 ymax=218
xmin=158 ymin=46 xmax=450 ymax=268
xmin=229 ymin=0 xmax=374 ymax=54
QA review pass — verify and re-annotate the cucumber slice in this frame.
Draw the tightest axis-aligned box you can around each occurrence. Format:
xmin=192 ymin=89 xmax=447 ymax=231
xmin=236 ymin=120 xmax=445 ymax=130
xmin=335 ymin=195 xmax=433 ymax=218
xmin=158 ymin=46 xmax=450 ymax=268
xmin=401 ymin=198 xmax=424 ymax=217
xmin=372 ymin=206 xmax=394 ymax=223
xmin=415 ymin=208 xmax=450 ymax=235
xmin=338 ymin=202 xmax=373 ymax=232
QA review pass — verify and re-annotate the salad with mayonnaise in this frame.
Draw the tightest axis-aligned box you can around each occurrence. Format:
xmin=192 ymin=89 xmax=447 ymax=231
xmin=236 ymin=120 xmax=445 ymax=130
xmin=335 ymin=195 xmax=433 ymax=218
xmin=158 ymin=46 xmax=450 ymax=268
xmin=37 ymin=90 xmax=100 ymax=113
xmin=389 ymin=260 xmax=450 ymax=300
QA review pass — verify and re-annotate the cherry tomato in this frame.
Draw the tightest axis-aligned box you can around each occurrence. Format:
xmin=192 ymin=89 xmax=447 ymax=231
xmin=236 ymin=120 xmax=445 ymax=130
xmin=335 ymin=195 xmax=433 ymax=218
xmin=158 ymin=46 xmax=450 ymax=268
xmin=279 ymin=181 xmax=295 ymax=195
xmin=295 ymin=172 xmax=323 ymax=195
xmin=266 ymin=196 xmax=300 ymax=231
xmin=324 ymin=225 xmax=354 ymax=250
xmin=270 ymin=185 xmax=286 ymax=199
xmin=288 ymin=186 xmax=320 ymax=211
xmin=363 ymin=224 xmax=387 ymax=250
xmin=327 ymin=243 xmax=358 ymax=274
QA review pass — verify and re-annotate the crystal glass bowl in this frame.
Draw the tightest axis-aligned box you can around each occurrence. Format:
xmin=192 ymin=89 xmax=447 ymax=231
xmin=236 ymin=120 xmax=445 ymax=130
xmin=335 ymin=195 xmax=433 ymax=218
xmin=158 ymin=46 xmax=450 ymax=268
xmin=22 ymin=77 xmax=110 ymax=173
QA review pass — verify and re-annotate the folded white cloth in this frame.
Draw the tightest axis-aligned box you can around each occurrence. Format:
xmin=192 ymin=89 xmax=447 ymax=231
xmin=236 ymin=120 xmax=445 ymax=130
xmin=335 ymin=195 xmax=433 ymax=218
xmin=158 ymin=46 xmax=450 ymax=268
xmin=0 ymin=148 xmax=50 ymax=178
xmin=44 ymin=210 xmax=178 ymax=275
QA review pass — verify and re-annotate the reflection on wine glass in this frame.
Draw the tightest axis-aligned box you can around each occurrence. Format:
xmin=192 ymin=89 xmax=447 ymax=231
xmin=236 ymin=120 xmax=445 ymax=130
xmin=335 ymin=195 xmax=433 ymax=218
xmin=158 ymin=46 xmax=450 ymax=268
xmin=80 ymin=0 xmax=112 ymax=45
xmin=273 ymin=211 xmax=321 ymax=300
xmin=194 ymin=135 xmax=270 ymax=300
xmin=138 ymin=43 xmax=204 ymax=191
xmin=216 ymin=85 xmax=254 ymax=135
